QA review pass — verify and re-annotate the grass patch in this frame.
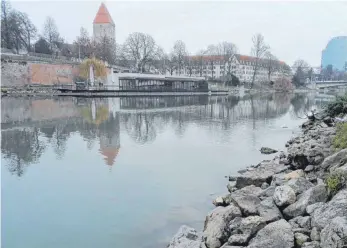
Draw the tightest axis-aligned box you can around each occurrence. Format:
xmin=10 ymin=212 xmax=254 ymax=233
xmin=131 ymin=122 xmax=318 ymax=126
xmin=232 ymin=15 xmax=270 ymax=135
xmin=324 ymin=94 xmax=347 ymax=117
xmin=333 ymin=123 xmax=347 ymax=150
xmin=325 ymin=171 xmax=347 ymax=196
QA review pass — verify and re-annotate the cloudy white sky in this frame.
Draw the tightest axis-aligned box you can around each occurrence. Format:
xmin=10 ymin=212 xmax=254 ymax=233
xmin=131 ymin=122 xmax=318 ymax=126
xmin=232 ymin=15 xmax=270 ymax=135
xmin=10 ymin=0 xmax=347 ymax=66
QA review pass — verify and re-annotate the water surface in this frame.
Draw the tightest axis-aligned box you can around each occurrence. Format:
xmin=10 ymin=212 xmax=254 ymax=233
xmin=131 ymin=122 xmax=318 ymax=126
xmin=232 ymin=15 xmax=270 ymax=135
xmin=1 ymin=93 xmax=325 ymax=248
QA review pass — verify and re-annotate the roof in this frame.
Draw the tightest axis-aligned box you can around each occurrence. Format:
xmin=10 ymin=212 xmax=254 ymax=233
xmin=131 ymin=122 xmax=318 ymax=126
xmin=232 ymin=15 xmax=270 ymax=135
xmin=93 ymin=3 xmax=114 ymax=25
xmin=99 ymin=147 xmax=119 ymax=166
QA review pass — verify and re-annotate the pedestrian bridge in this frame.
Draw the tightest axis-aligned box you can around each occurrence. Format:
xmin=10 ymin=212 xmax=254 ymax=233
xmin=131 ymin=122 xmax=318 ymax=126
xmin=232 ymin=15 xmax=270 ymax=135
xmin=313 ymin=80 xmax=347 ymax=89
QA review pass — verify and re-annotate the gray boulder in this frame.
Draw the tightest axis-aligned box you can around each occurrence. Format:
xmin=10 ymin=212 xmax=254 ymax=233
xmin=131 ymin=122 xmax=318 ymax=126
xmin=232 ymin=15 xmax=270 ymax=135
xmin=260 ymin=147 xmax=278 ymax=154
xmin=301 ymin=241 xmax=320 ymax=248
xmin=228 ymin=216 xmax=266 ymax=245
xmin=233 ymin=162 xmax=288 ymax=188
xmin=286 ymin=177 xmax=314 ymax=195
xmin=320 ymin=216 xmax=347 ymax=248
xmin=229 ymin=192 xmax=261 ymax=216
xmin=203 ymin=204 xmax=242 ymax=248
xmin=168 ymin=225 xmax=203 ymax=248
xmin=257 ymin=197 xmax=283 ymax=223
xmin=273 ymin=185 xmax=296 ymax=207
xmin=306 ymin=202 xmax=325 ymax=215
xmin=304 ymin=165 xmax=314 ymax=172
xmin=247 ymin=219 xmax=294 ymax=248
xmin=258 ymin=186 xmax=276 ymax=199
xmin=283 ymin=184 xmax=328 ymax=218
xmin=310 ymin=227 xmax=320 ymax=241
xmin=311 ymin=190 xmax=347 ymax=230
xmin=320 ymin=149 xmax=347 ymax=171
xmin=295 ymin=232 xmax=310 ymax=247
xmin=289 ymin=216 xmax=311 ymax=229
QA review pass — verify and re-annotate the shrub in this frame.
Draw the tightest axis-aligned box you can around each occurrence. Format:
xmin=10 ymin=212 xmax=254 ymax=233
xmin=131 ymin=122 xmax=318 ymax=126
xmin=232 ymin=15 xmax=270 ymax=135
xmin=325 ymin=171 xmax=347 ymax=196
xmin=333 ymin=123 xmax=347 ymax=150
xmin=273 ymin=77 xmax=294 ymax=92
xmin=324 ymin=94 xmax=347 ymax=117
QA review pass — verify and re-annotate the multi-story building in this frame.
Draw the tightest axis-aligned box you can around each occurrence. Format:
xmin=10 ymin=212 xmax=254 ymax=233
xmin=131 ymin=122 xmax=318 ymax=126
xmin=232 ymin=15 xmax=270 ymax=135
xmin=93 ymin=3 xmax=115 ymax=42
xmin=167 ymin=54 xmax=291 ymax=83
xmin=321 ymin=36 xmax=347 ymax=71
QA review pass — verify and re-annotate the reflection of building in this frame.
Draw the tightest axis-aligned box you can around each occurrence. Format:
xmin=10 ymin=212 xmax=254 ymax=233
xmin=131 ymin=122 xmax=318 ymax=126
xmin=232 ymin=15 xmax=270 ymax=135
xmin=321 ymin=36 xmax=347 ymax=71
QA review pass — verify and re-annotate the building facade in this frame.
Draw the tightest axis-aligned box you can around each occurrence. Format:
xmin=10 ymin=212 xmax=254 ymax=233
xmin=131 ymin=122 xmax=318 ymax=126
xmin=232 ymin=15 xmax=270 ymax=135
xmin=167 ymin=54 xmax=291 ymax=83
xmin=321 ymin=36 xmax=347 ymax=71
xmin=93 ymin=3 xmax=115 ymax=42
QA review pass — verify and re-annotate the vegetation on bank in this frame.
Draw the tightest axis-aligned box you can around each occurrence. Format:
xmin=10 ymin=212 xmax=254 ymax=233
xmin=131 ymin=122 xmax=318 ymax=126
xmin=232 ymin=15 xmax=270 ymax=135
xmin=326 ymin=171 xmax=347 ymax=196
xmin=333 ymin=123 xmax=347 ymax=150
xmin=325 ymin=93 xmax=347 ymax=117
xmin=79 ymin=57 xmax=107 ymax=81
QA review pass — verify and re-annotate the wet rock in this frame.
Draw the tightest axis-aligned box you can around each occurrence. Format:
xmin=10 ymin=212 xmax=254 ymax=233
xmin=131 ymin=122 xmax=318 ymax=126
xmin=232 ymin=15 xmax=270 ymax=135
xmin=286 ymin=177 xmax=314 ymax=195
xmin=247 ymin=219 xmax=294 ymax=248
xmin=289 ymin=216 xmax=311 ymax=229
xmin=311 ymin=190 xmax=347 ymax=230
xmin=203 ymin=204 xmax=242 ymax=248
xmin=320 ymin=149 xmax=347 ymax=171
xmin=260 ymin=147 xmax=278 ymax=154
xmin=320 ymin=216 xmax=347 ymax=248
xmin=168 ymin=225 xmax=203 ymax=248
xmin=273 ymin=185 xmax=296 ymax=207
xmin=257 ymin=197 xmax=283 ymax=223
xmin=301 ymin=241 xmax=320 ymax=248
xmin=233 ymin=162 xmax=288 ymax=188
xmin=229 ymin=192 xmax=261 ymax=216
xmin=295 ymin=232 xmax=310 ymax=247
xmin=283 ymin=184 xmax=328 ymax=218
xmin=310 ymin=227 xmax=320 ymax=241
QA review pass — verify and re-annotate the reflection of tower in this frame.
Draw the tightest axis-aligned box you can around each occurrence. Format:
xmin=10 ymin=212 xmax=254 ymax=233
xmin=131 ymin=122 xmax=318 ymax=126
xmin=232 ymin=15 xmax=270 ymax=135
xmin=98 ymin=112 xmax=120 ymax=169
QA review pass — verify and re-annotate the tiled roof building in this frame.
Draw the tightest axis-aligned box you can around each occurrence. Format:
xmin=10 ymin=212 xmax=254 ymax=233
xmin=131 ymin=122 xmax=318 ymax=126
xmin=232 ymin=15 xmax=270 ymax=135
xmin=93 ymin=3 xmax=115 ymax=42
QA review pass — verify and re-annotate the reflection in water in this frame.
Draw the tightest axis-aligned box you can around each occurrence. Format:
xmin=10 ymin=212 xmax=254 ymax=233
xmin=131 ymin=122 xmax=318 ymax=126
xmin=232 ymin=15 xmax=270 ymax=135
xmin=1 ymin=93 xmax=319 ymax=177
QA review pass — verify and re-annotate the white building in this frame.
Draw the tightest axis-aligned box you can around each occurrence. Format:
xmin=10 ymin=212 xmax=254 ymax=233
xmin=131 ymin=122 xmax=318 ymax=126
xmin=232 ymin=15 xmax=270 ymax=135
xmin=168 ymin=54 xmax=291 ymax=84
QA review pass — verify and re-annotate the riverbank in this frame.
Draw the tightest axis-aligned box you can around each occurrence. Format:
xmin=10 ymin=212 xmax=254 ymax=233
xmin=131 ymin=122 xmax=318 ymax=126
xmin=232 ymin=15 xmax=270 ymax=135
xmin=168 ymin=101 xmax=347 ymax=248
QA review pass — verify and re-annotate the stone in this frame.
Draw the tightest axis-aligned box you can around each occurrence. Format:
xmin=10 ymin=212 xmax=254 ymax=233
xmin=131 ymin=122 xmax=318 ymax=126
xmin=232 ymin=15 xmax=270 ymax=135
xmin=261 ymin=182 xmax=269 ymax=189
xmin=220 ymin=245 xmax=245 ymax=248
xmin=284 ymin=169 xmax=305 ymax=180
xmin=247 ymin=219 xmax=294 ymax=248
xmin=273 ymin=185 xmax=296 ymax=207
xmin=227 ymin=234 xmax=249 ymax=246
xmin=203 ymin=204 xmax=242 ymax=248
xmin=286 ymin=177 xmax=314 ymax=195
xmin=228 ymin=216 xmax=266 ymax=242
xmin=257 ymin=197 xmax=283 ymax=223
xmin=227 ymin=181 xmax=237 ymax=193
xmin=213 ymin=196 xmax=226 ymax=207
xmin=289 ymin=216 xmax=311 ymax=229
xmin=310 ymin=227 xmax=320 ymax=241
xmin=260 ymin=147 xmax=278 ymax=154
xmin=311 ymin=190 xmax=347 ymax=230
xmin=304 ymin=165 xmax=314 ymax=172
xmin=301 ymin=241 xmax=320 ymax=248
xmin=283 ymin=184 xmax=328 ymax=218
xmin=306 ymin=202 xmax=325 ymax=215
xmin=295 ymin=232 xmax=310 ymax=247
xmin=293 ymin=228 xmax=311 ymax=236
xmin=234 ymin=185 xmax=263 ymax=197
xmin=271 ymin=173 xmax=288 ymax=186
xmin=229 ymin=192 xmax=261 ymax=216
xmin=320 ymin=149 xmax=347 ymax=170
xmin=233 ymin=162 xmax=288 ymax=188
xmin=320 ymin=216 xmax=347 ymax=248
xmin=258 ymin=186 xmax=276 ymax=199
xmin=168 ymin=225 xmax=203 ymax=248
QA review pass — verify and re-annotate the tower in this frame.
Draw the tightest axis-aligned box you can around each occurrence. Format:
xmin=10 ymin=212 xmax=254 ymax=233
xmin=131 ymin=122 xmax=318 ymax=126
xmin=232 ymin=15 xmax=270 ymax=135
xmin=93 ymin=2 xmax=115 ymax=42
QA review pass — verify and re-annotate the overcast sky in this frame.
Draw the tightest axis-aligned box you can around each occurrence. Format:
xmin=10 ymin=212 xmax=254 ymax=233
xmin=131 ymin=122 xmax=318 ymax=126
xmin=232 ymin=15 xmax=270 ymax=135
xmin=10 ymin=0 xmax=347 ymax=66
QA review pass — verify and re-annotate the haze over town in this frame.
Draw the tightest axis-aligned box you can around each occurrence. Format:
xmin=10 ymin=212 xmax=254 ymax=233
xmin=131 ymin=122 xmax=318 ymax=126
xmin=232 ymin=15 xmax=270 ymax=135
xmin=10 ymin=0 xmax=347 ymax=66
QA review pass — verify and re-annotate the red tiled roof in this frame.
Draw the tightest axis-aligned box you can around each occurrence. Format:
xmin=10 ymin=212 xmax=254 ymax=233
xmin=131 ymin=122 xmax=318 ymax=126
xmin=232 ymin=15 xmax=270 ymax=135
xmin=99 ymin=147 xmax=119 ymax=166
xmin=93 ymin=3 xmax=114 ymax=24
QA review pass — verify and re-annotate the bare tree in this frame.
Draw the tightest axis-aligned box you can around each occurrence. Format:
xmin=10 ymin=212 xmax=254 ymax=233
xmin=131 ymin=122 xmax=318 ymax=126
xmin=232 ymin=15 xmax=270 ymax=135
xmin=217 ymin=42 xmax=238 ymax=79
xmin=292 ymin=59 xmax=310 ymax=86
xmin=1 ymin=0 xmax=12 ymax=49
xmin=94 ymin=34 xmax=116 ymax=64
xmin=43 ymin=16 xmax=60 ymax=54
xmin=172 ymin=40 xmax=188 ymax=75
xmin=264 ymin=51 xmax=278 ymax=81
xmin=206 ymin=44 xmax=219 ymax=79
xmin=250 ymin=33 xmax=269 ymax=88
xmin=73 ymin=27 xmax=91 ymax=59
xmin=162 ymin=52 xmax=177 ymax=75
xmin=122 ymin=32 xmax=161 ymax=72
xmin=196 ymin=49 xmax=207 ymax=77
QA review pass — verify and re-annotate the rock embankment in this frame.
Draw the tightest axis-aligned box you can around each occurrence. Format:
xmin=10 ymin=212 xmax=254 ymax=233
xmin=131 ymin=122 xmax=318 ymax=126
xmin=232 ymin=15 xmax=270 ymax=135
xmin=168 ymin=118 xmax=347 ymax=248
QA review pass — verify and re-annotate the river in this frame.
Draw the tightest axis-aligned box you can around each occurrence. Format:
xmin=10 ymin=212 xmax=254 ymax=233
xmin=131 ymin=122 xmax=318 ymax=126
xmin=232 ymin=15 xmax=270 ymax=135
xmin=1 ymin=92 xmax=328 ymax=248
